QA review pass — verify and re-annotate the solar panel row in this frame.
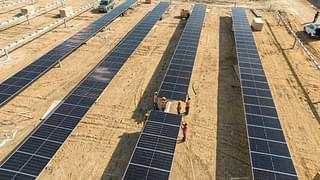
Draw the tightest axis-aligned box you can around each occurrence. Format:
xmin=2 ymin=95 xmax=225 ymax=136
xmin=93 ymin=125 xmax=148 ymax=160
xmin=232 ymin=7 xmax=298 ymax=180
xmin=123 ymin=111 xmax=182 ymax=180
xmin=0 ymin=3 xmax=169 ymax=179
xmin=0 ymin=0 xmax=137 ymax=107
xmin=123 ymin=5 xmax=207 ymax=180
xmin=158 ymin=4 xmax=207 ymax=101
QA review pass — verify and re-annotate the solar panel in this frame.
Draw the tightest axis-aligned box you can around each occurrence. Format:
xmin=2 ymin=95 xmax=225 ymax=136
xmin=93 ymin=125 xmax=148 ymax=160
xmin=123 ymin=6 xmax=207 ymax=179
xmin=122 ymin=111 xmax=182 ymax=180
xmin=232 ymin=7 xmax=298 ymax=179
xmin=158 ymin=4 xmax=207 ymax=101
xmin=0 ymin=0 xmax=137 ymax=107
xmin=0 ymin=3 xmax=169 ymax=179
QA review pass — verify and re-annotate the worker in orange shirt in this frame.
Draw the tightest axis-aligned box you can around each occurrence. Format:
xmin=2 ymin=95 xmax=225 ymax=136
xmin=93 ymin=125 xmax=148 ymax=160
xmin=181 ymin=122 xmax=188 ymax=142
xmin=177 ymin=101 xmax=182 ymax=115
xmin=143 ymin=112 xmax=149 ymax=126
xmin=161 ymin=97 xmax=168 ymax=112
xmin=153 ymin=91 xmax=159 ymax=110
xmin=185 ymin=97 xmax=191 ymax=115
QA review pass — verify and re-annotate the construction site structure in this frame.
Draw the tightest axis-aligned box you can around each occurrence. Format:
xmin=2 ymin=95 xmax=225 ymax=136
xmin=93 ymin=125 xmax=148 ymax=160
xmin=252 ymin=17 xmax=264 ymax=31
xmin=180 ymin=9 xmax=190 ymax=19
xmin=20 ymin=5 xmax=34 ymax=15
xmin=59 ymin=6 xmax=73 ymax=17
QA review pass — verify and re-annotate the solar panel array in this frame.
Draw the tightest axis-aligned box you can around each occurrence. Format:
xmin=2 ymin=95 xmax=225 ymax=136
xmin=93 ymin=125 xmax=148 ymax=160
xmin=0 ymin=0 xmax=137 ymax=107
xmin=0 ymin=3 xmax=169 ymax=179
xmin=158 ymin=4 xmax=206 ymax=101
xmin=123 ymin=111 xmax=182 ymax=180
xmin=232 ymin=7 xmax=298 ymax=180
xmin=123 ymin=5 xmax=206 ymax=179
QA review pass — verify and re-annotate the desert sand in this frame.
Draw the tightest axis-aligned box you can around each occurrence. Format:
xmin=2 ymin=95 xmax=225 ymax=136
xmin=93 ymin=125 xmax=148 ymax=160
xmin=0 ymin=0 xmax=319 ymax=179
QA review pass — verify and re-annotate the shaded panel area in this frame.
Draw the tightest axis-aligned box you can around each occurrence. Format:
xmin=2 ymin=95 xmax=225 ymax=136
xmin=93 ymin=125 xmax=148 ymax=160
xmin=215 ymin=16 xmax=251 ymax=179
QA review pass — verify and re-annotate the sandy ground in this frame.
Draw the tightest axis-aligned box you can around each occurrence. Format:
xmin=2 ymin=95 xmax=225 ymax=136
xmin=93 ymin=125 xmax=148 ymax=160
xmin=248 ymin=9 xmax=320 ymax=179
xmin=38 ymin=2 xmax=189 ymax=179
xmin=0 ymin=0 xmax=64 ymax=20
xmin=171 ymin=4 xmax=251 ymax=180
xmin=0 ymin=0 xmax=34 ymax=19
xmin=0 ymin=0 xmax=319 ymax=180
xmin=0 ymin=3 xmax=104 ymax=75
xmin=0 ymin=0 xmax=113 ymax=162
xmin=0 ymin=0 xmax=97 ymax=47
xmin=0 ymin=1 xmax=27 ymax=16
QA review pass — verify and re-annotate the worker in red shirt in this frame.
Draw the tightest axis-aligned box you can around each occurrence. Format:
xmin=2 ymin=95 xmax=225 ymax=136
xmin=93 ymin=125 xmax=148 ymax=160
xmin=181 ymin=122 xmax=188 ymax=142
xmin=185 ymin=97 xmax=191 ymax=115
xmin=153 ymin=91 xmax=159 ymax=110
xmin=177 ymin=101 xmax=182 ymax=114
xmin=160 ymin=97 xmax=168 ymax=112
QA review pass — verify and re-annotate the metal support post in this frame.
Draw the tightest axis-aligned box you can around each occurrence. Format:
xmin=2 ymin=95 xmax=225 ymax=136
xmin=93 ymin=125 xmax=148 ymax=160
xmin=277 ymin=16 xmax=281 ymax=26
xmin=269 ymin=0 xmax=272 ymax=10
xmin=58 ymin=60 xmax=62 ymax=68
xmin=26 ymin=14 xmax=30 ymax=25
xmin=64 ymin=19 xmax=67 ymax=28
xmin=1 ymin=48 xmax=9 ymax=61
xmin=292 ymin=38 xmax=297 ymax=49
xmin=4 ymin=48 xmax=8 ymax=58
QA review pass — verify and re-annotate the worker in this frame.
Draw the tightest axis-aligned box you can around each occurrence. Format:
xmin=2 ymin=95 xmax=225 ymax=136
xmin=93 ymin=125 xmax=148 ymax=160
xmin=153 ymin=91 xmax=159 ymax=110
xmin=177 ymin=101 xmax=182 ymax=114
xmin=160 ymin=97 xmax=168 ymax=112
xmin=181 ymin=122 xmax=188 ymax=142
xmin=185 ymin=97 xmax=191 ymax=115
xmin=143 ymin=112 xmax=149 ymax=126
xmin=313 ymin=11 xmax=320 ymax=23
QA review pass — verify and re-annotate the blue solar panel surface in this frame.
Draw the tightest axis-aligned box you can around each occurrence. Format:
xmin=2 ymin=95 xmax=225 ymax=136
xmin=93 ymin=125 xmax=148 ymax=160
xmin=0 ymin=3 xmax=168 ymax=179
xmin=123 ymin=111 xmax=182 ymax=180
xmin=158 ymin=4 xmax=206 ymax=101
xmin=123 ymin=5 xmax=206 ymax=180
xmin=232 ymin=7 xmax=298 ymax=180
xmin=0 ymin=0 xmax=137 ymax=107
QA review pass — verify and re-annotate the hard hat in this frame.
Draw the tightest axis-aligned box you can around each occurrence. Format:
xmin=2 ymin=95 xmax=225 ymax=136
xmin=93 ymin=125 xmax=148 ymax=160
xmin=154 ymin=91 xmax=158 ymax=95
xmin=178 ymin=101 xmax=182 ymax=104
xmin=162 ymin=97 xmax=166 ymax=100
xmin=145 ymin=112 xmax=149 ymax=116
